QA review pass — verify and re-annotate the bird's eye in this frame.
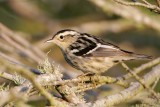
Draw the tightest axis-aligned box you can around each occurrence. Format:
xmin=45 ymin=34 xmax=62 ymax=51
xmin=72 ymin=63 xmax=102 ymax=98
xmin=60 ymin=35 xmax=64 ymax=39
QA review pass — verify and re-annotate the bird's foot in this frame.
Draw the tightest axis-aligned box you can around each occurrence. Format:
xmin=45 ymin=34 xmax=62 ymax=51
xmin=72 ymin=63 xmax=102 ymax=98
xmin=77 ymin=72 xmax=97 ymax=88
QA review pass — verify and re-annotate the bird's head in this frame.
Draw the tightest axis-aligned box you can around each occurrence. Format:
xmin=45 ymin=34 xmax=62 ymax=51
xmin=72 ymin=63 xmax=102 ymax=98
xmin=46 ymin=29 xmax=80 ymax=50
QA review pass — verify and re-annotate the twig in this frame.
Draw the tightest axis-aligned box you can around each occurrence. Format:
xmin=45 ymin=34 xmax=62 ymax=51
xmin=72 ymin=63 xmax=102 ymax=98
xmin=0 ymin=70 xmax=15 ymax=82
xmin=48 ymin=75 xmax=128 ymax=88
xmin=0 ymin=23 xmax=45 ymax=60
xmin=120 ymin=61 xmax=159 ymax=100
xmin=90 ymin=0 xmax=160 ymax=33
xmin=56 ymin=85 xmax=85 ymax=104
xmin=72 ymin=83 xmax=105 ymax=93
xmin=0 ymin=52 xmax=42 ymax=75
xmin=122 ymin=57 xmax=160 ymax=80
xmin=0 ymin=33 xmax=42 ymax=62
xmin=111 ymin=0 xmax=160 ymax=13
xmin=89 ymin=64 xmax=160 ymax=107
xmin=152 ymin=77 xmax=159 ymax=89
xmin=52 ymin=68 xmax=84 ymax=104
xmin=141 ymin=0 xmax=150 ymax=5
xmin=157 ymin=0 xmax=160 ymax=7
xmin=0 ymin=87 xmax=25 ymax=107
xmin=0 ymin=82 xmax=32 ymax=107
xmin=13 ymin=67 xmax=67 ymax=106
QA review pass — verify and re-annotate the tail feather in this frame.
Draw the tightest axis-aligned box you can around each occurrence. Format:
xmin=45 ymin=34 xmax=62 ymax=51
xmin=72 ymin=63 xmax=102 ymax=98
xmin=121 ymin=49 xmax=152 ymax=60
xmin=131 ymin=54 xmax=152 ymax=60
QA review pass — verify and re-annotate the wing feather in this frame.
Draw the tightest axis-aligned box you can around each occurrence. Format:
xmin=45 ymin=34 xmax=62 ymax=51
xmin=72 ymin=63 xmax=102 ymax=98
xmin=83 ymin=45 xmax=131 ymax=57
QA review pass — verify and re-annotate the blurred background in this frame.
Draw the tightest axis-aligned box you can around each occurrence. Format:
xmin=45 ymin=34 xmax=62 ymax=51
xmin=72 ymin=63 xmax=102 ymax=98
xmin=0 ymin=0 xmax=160 ymax=106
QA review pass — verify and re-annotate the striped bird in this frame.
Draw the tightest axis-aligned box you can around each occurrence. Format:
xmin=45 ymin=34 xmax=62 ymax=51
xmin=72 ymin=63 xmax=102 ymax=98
xmin=46 ymin=29 xmax=152 ymax=74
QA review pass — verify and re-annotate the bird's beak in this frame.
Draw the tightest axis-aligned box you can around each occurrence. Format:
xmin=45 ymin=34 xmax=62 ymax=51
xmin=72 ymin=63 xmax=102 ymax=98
xmin=45 ymin=38 xmax=54 ymax=43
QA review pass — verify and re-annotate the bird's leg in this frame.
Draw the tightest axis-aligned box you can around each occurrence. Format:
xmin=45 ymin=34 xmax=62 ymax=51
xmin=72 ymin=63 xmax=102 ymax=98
xmin=79 ymin=72 xmax=98 ymax=88
xmin=77 ymin=72 xmax=97 ymax=88
xmin=88 ymin=73 xmax=98 ymax=88
xmin=77 ymin=74 xmax=85 ymax=89
xmin=91 ymin=75 xmax=97 ymax=88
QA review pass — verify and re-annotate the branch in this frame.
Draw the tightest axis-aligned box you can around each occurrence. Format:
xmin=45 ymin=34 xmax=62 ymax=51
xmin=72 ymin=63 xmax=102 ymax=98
xmin=89 ymin=64 xmax=160 ymax=107
xmin=120 ymin=62 xmax=159 ymax=100
xmin=141 ymin=0 xmax=150 ymax=5
xmin=89 ymin=0 xmax=160 ymax=33
xmin=56 ymin=85 xmax=85 ymax=104
xmin=71 ymin=83 xmax=105 ymax=93
xmin=152 ymin=77 xmax=159 ymax=89
xmin=0 ymin=82 xmax=32 ymax=107
xmin=11 ymin=67 xmax=67 ymax=106
xmin=0 ymin=70 xmax=15 ymax=82
xmin=46 ymin=75 xmax=128 ymax=88
xmin=123 ymin=57 xmax=160 ymax=80
xmin=0 ymin=51 xmax=42 ymax=75
xmin=111 ymin=0 xmax=160 ymax=13
xmin=157 ymin=0 xmax=160 ymax=7
xmin=0 ymin=23 xmax=45 ymax=60
xmin=0 ymin=32 xmax=42 ymax=63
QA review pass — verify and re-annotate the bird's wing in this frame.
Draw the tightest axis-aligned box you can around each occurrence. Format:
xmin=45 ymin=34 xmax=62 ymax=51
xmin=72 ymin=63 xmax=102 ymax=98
xmin=83 ymin=43 xmax=132 ymax=57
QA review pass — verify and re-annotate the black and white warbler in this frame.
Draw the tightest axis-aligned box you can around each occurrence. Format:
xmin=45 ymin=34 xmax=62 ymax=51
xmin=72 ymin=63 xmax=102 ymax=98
xmin=46 ymin=29 xmax=152 ymax=74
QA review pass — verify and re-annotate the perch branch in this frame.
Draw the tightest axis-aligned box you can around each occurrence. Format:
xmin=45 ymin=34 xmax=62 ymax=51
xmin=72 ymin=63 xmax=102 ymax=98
xmin=71 ymin=83 xmax=105 ymax=93
xmin=47 ymin=75 xmax=128 ymax=88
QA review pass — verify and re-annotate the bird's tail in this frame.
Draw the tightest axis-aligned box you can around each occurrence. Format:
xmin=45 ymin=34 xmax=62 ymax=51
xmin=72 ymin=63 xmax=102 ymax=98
xmin=121 ymin=49 xmax=152 ymax=60
xmin=131 ymin=53 xmax=152 ymax=60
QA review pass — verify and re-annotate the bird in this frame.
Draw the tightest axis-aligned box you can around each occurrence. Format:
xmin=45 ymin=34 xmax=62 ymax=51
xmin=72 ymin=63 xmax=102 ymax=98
xmin=46 ymin=29 xmax=152 ymax=74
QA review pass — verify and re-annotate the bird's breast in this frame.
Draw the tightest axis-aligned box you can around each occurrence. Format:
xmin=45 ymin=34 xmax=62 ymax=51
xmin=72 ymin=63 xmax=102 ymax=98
xmin=64 ymin=52 xmax=115 ymax=74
